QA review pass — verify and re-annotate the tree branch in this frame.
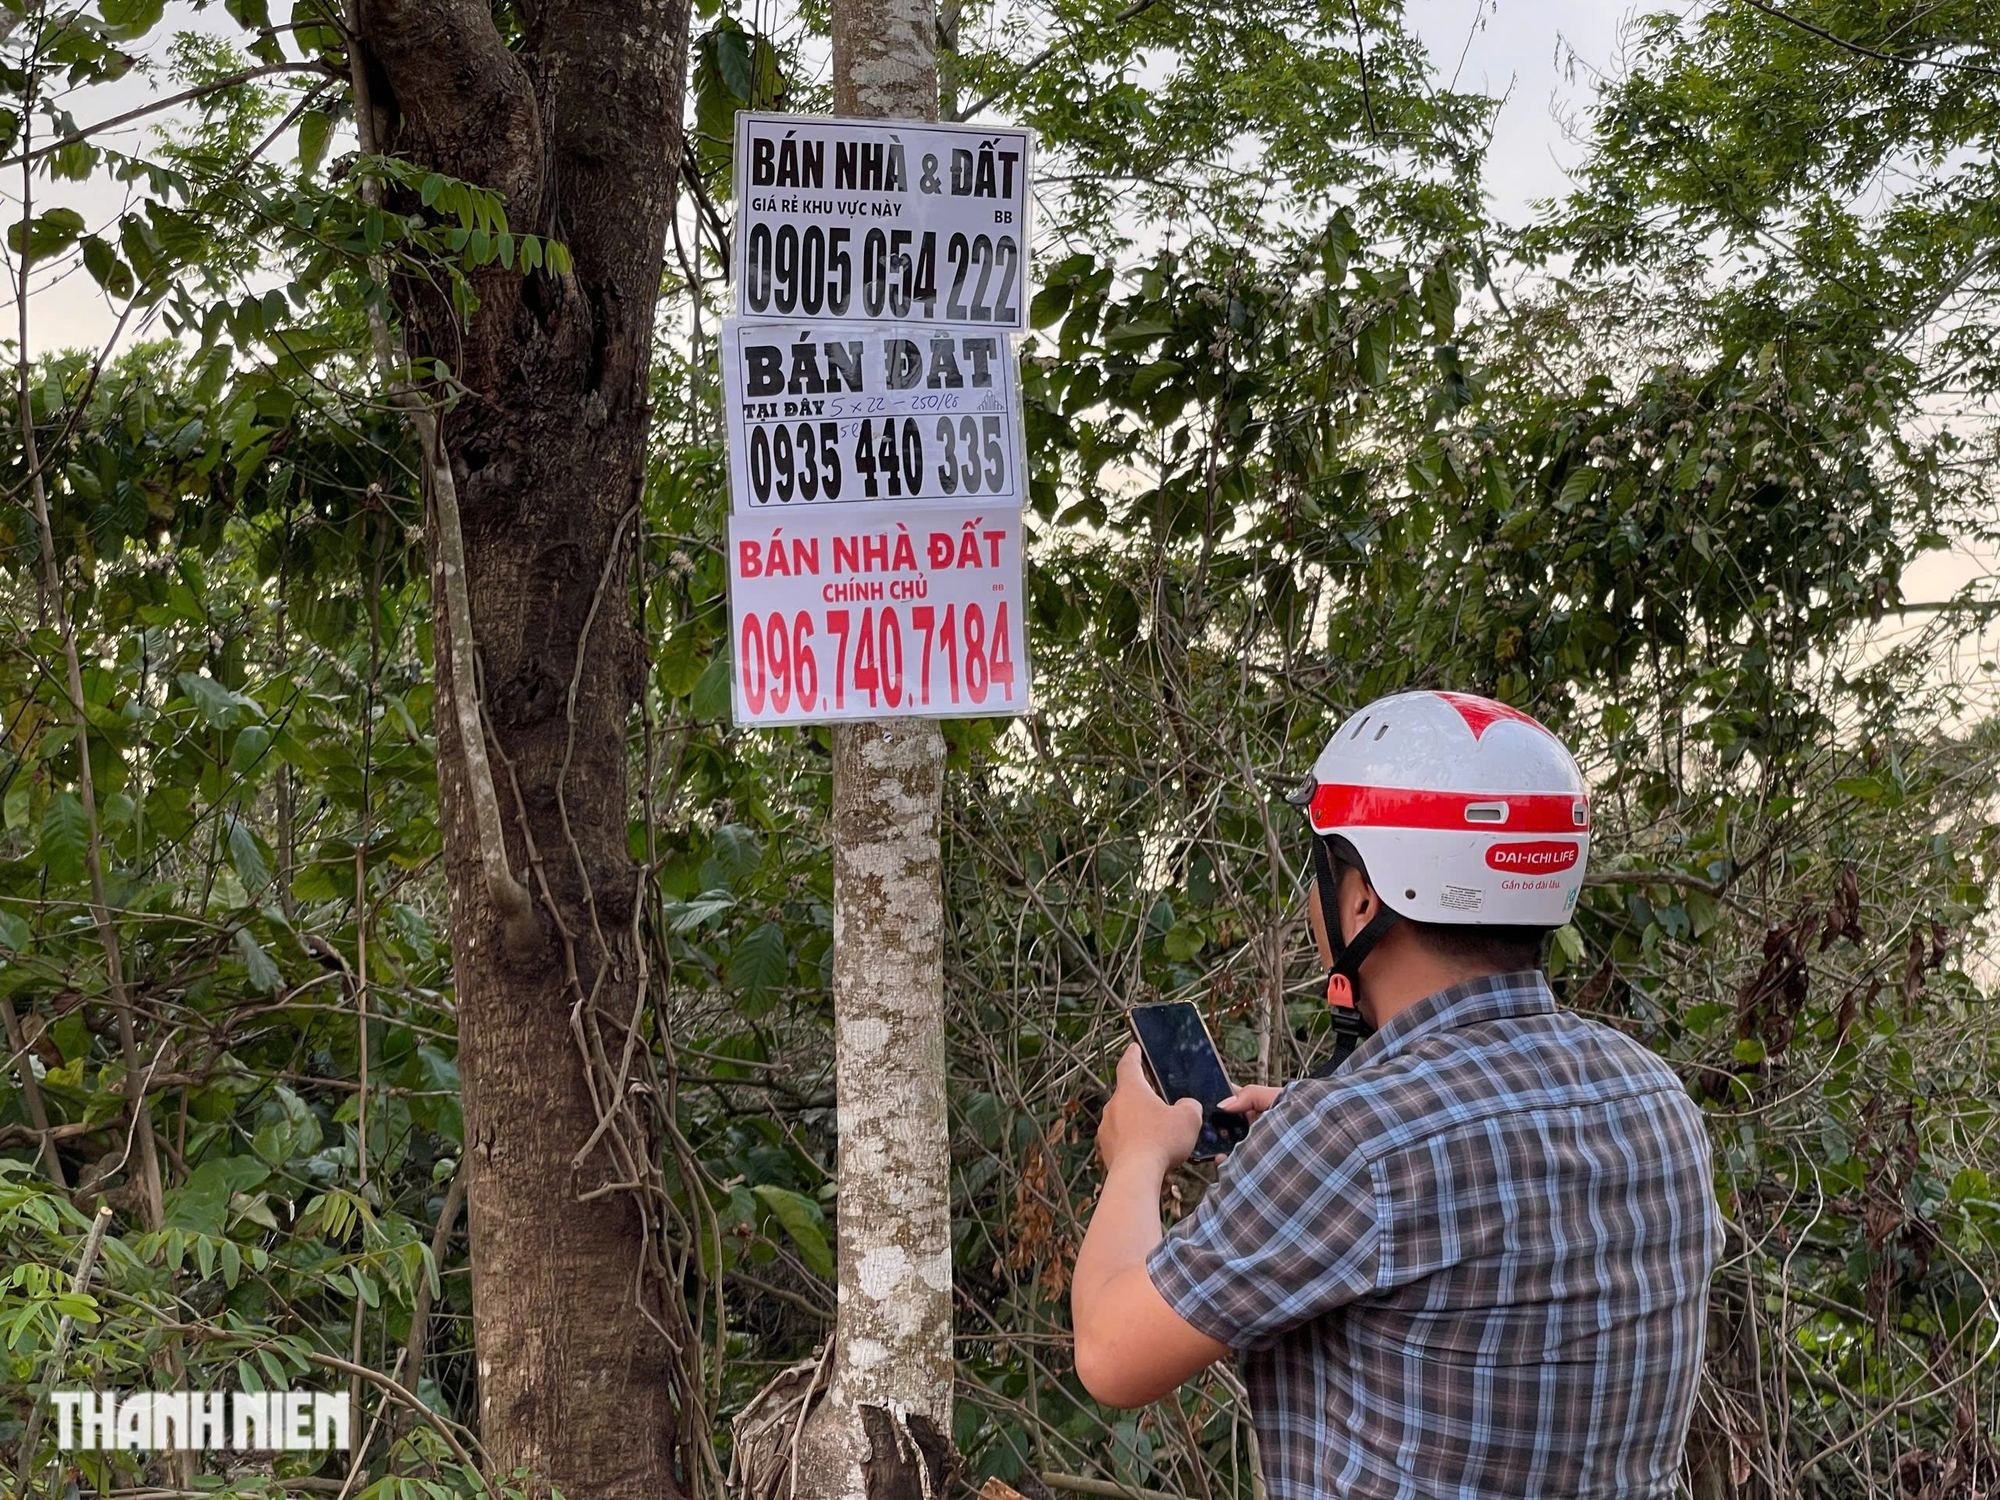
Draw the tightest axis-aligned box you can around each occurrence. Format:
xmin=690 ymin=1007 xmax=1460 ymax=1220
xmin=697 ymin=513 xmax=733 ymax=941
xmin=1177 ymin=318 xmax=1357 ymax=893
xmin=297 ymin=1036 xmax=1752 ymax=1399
xmin=0 ymin=62 xmax=332 ymax=169
xmin=1737 ymin=0 xmax=2000 ymax=80
xmin=400 ymin=1169 xmax=465 ymax=1380
xmin=0 ymin=995 xmax=65 ymax=1187
xmin=1347 ymin=0 xmax=1380 ymax=139
xmin=1583 ymin=868 xmax=1725 ymax=896
xmin=16 ymin=1205 xmax=113 ymax=1474
xmin=344 ymin=0 xmax=539 ymax=955
xmin=949 ymin=0 xmax=1166 ymax=122
xmin=352 ymin=0 xmax=542 ymax=209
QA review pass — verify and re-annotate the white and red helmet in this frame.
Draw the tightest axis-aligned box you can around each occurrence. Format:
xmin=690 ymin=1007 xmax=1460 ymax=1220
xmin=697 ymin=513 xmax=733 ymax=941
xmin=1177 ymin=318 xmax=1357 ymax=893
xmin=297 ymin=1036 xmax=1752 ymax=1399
xmin=1295 ymin=690 xmax=1590 ymax=929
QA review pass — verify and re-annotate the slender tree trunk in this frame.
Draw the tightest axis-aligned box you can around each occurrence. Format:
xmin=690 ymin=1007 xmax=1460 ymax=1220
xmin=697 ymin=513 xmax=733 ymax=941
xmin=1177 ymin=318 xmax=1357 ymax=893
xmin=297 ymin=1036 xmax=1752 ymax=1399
xmin=796 ymin=722 xmax=955 ymax=1496
xmin=349 ymin=5 xmax=692 ymax=1495
xmin=792 ymin=10 xmax=955 ymax=1494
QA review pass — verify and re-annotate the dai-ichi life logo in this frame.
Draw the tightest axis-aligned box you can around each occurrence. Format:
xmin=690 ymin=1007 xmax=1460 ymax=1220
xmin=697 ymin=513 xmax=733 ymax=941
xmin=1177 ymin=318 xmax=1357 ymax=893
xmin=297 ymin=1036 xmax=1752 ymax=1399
xmin=46 ymin=1389 xmax=349 ymax=1452
xmin=1485 ymin=841 xmax=1582 ymax=873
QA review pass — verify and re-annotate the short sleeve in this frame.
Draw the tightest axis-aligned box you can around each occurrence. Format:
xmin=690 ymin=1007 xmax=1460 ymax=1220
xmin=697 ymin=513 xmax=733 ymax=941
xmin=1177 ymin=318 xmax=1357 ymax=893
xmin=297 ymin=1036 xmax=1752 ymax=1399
xmin=1146 ymin=1083 xmax=1383 ymax=1352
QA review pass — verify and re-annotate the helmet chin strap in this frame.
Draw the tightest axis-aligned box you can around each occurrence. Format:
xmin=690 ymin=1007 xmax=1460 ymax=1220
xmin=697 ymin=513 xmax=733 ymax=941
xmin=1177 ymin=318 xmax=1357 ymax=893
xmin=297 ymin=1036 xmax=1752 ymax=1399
xmin=1311 ymin=834 xmax=1398 ymax=1078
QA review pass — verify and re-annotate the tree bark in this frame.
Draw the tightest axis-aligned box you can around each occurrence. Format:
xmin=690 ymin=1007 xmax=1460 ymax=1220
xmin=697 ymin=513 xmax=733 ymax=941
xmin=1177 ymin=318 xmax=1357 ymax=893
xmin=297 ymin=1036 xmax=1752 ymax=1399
xmin=348 ymin=4 xmax=692 ymax=1495
xmin=790 ymin=11 xmax=955 ymax=1489
xmin=795 ymin=721 xmax=956 ymax=1498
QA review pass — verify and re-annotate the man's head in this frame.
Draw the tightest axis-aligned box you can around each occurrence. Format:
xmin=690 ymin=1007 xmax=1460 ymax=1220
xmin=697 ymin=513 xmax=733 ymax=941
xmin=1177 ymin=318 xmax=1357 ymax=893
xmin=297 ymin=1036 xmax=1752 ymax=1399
xmin=1306 ymin=854 xmax=1546 ymax=1026
xmin=1292 ymin=691 xmax=1589 ymax=1029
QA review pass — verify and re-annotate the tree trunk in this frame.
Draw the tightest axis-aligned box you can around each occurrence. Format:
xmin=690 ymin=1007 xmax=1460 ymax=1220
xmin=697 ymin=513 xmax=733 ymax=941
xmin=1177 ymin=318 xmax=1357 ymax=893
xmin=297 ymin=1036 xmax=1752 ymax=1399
xmin=795 ymin=721 xmax=956 ymax=1497
xmin=791 ymin=13 xmax=956 ymax=1490
xmin=349 ymin=5 xmax=693 ymax=1495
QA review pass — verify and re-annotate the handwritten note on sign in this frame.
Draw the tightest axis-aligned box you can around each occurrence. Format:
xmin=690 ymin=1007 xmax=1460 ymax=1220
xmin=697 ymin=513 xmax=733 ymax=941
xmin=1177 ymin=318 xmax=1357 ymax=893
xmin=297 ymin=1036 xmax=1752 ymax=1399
xmin=726 ymin=507 xmax=1029 ymax=724
xmin=732 ymin=113 xmax=1035 ymax=331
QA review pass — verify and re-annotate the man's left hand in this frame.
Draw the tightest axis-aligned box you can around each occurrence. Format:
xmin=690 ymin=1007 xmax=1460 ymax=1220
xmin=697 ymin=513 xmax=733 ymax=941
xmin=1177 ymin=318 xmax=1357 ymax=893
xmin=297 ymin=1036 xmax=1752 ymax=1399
xmin=1099 ymin=1044 xmax=1204 ymax=1176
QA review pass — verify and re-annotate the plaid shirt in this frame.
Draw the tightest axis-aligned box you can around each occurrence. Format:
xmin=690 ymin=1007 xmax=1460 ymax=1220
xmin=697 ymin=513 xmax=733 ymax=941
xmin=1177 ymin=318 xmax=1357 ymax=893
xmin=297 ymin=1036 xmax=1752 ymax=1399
xmin=1149 ymin=971 xmax=1720 ymax=1500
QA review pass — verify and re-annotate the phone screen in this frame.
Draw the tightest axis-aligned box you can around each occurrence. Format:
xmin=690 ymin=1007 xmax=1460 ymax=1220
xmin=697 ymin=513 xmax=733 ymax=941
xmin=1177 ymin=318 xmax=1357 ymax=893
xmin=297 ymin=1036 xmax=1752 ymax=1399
xmin=1129 ymin=1002 xmax=1250 ymax=1160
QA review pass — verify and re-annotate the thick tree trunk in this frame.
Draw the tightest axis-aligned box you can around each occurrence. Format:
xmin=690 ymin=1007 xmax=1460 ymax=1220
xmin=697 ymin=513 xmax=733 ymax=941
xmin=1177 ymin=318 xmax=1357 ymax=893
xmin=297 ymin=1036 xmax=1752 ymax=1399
xmin=791 ymin=10 xmax=953 ymax=1495
xmin=350 ymin=5 xmax=692 ymax=1495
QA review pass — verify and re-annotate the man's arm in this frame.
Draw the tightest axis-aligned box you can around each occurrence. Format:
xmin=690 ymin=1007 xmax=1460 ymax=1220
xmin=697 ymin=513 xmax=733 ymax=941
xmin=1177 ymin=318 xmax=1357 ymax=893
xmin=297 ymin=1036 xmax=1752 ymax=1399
xmin=1071 ymin=1046 xmax=1231 ymax=1407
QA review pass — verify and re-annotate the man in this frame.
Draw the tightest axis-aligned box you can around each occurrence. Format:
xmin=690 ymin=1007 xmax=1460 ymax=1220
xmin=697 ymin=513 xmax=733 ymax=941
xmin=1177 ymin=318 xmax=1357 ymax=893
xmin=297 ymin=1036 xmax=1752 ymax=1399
xmin=1072 ymin=690 xmax=1721 ymax=1499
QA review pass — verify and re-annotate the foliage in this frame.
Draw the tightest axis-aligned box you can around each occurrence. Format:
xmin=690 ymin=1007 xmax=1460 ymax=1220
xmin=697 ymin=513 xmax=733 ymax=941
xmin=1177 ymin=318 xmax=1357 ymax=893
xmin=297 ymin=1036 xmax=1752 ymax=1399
xmin=0 ymin=0 xmax=1998 ymax=1498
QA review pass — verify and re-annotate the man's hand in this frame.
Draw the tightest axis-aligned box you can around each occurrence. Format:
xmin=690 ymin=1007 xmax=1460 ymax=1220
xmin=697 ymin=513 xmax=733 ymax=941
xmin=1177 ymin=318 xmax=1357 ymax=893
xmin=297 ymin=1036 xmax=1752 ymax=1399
xmin=1218 ymin=1084 xmax=1283 ymax=1126
xmin=1073 ymin=1043 xmax=1230 ymax=1408
xmin=1099 ymin=1044 xmax=1204 ymax=1173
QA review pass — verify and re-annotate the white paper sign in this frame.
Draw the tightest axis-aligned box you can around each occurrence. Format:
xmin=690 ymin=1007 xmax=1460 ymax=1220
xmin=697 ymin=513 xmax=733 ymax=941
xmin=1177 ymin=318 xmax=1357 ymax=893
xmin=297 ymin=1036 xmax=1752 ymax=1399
xmin=733 ymin=113 xmax=1034 ymax=330
xmin=727 ymin=505 xmax=1029 ymax=724
xmin=720 ymin=318 xmax=1025 ymax=513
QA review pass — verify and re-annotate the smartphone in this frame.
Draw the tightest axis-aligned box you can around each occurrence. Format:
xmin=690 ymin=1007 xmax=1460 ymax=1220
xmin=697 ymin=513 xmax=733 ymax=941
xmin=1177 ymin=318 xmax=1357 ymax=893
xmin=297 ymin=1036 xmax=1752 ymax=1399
xmin=1128 ymin=1001 xmax=1250 ymax=1161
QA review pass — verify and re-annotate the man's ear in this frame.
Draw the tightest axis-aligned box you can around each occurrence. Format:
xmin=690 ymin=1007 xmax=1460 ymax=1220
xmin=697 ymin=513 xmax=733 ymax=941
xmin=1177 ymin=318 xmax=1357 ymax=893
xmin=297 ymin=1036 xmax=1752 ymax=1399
xmin=1339 ymin=864 xmax=1378 ymax=941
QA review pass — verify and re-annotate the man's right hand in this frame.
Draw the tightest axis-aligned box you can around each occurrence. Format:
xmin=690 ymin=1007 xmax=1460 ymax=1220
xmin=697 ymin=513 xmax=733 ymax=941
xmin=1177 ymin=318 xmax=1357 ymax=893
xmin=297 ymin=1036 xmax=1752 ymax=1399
xmin=1218 ymin=1084 xmax=1283 ymax=1125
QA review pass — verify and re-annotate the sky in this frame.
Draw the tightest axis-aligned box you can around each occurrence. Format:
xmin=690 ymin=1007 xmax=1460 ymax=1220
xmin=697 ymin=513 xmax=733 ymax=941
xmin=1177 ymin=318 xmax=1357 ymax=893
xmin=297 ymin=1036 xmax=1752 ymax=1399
xmin=1407 ymin=0 xmax=1634 ymax=222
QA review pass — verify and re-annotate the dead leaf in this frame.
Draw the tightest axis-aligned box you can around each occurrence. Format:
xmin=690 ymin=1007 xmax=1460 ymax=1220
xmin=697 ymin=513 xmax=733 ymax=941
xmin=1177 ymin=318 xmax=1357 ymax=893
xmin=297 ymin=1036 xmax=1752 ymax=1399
xmin=1820 ymin=865 xmax=1863 ymax=950
xmin=1901 ymin=927 xmax=1927 ymax=1015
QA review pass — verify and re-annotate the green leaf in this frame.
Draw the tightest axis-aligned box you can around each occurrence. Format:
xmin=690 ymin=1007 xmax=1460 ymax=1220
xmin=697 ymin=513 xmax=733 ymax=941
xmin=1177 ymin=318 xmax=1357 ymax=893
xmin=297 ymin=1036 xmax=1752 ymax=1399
xmin=752 ymin=1184 xmax=833 ymax=1278
xmin=1104 ymin=316 xmax=1172 ymax=347
xmin=664 ymin=891 xmax=737 ymax=933
xmin=1422 ymin=259 xmax=1457 ymax=339
xmin=228 ymin=817 xmax=272 ymax=893
xmin=1683 ymin=1001 xmax=1727 ymax=1034
xmin=229 ymin=723 xmax=274 ymax=777
xmin=8 ymin=208 xmax=86 ymax=267
xmin=165 ymin=1156 xmax=269 ymax=1234
xmin=1684 ymin=890 xmax=1719 ymax=938
xmin=714 ymin=25 xmax=755 ymax=100
xmin=1357 ymin=321 xmax=1389 ymax=387
xmin=0 ymin=909 xmax=28 ymax=951
xmin=234 ymin=926 xmax=282 ymax=993
xmin=728 ymin=921 xmax=789 ymax=996
xmin=1556 ymin=465 xmax=1599 ymax=512
xmin=49 ymin=142 xmax=100 ymax=182
xmin=178 ymin=671 xmax=261 ymax=728
xmin=297 ymin=111 xmax=333 ymax=178
xmin=39 ymin=793 xmax=87 ymax=884
xmin=101 ymin=0 xmax=167 ymax=36
xmin=691 ymin=651 xmax=731 ymax=721
xmin=704 ymin=824 xmax=763 ymax=889
xmin=4 ymin=775 xmax=31 ymax=831
xmin=1029 ymin=282 xmax=1074 ymax=329
xmin=659 ymin=630 xmax=706 ymax=696
xmin=252 ymin=1119 xmax=290 ymax=1167
xmin=1129 ymin=359 xmax=1184 ymax=397
xmin=80 ymin=234 xmax=132 ymax=297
